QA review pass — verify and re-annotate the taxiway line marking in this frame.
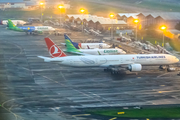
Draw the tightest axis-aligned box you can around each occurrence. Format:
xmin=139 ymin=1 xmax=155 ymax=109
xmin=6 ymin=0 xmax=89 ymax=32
xmin=60 ymin=72 xmax=67 ymax=81
xmin=157 ymin=73 xmax=169 ymax=78
xmin=72 ymin=114 xmax=91 ymax=117
xmin=109 ymin=117 xmax=117 ymax=120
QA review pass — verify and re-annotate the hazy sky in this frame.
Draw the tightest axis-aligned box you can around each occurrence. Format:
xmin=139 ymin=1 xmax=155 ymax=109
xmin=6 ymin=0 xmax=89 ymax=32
xmin=0 ymin=0 xmax=24 ymax=2
xmin=0 ymin=0 xmax=38 ymax=5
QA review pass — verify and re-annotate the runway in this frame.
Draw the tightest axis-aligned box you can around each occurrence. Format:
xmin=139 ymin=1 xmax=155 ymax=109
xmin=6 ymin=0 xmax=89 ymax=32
xmin=0 ymin=26 xmax=180 ymax=120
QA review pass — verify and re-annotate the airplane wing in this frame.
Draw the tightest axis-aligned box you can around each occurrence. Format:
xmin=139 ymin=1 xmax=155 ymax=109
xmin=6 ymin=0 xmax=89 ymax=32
xmin=99 ymin=62 xmax=135 ymax=68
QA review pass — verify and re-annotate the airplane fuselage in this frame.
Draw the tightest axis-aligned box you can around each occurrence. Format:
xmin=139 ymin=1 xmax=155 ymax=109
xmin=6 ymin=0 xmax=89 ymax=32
xmin=16 ymin=26 xmax=55 ymax=32
xmin=1 ymin=20 xmax=26 ymax=25
xmin=78 ymin=43 xmax=110 ymax=49
xmin=79 ymin=48 xmax=126 ymax=55
xmin=43 ymin=54 xmax=179 ymax=67
xmin=62 ymin=42 xmax=111 ymax=49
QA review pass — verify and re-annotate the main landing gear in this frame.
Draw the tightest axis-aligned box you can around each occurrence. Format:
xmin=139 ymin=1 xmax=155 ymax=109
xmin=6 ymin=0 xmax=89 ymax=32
xmin=110 ymin=70 xmax=121 ymax=75
xmin=104 ymin=68 xmax=125 ymax=75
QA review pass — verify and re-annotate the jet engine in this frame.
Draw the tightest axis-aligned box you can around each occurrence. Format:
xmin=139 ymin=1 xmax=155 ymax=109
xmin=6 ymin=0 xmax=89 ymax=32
xmin=128 ymin=64 xmax=142 ymax=72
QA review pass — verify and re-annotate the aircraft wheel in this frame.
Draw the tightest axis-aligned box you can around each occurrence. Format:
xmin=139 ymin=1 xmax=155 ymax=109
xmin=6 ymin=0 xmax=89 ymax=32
xmin=111 ymin=70 xmax=115 ymax=75
xmin=115 ymin=71 xmax=118 ymax=75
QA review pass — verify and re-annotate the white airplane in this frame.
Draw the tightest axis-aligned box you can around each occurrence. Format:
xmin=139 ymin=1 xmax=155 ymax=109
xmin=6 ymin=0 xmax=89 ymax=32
xmin=75 ymin=48 xmax=126 ymax=55
xmin=7 ymin=19 xmax=56 ymax=34
xmin=62 ymin=34 xmax=111 ymax=49
xmin=34 ymin=26 xmax=56 ymax=32
xmin=38 ymin=38 xmax=179 ymax=75
xmin=1 ymin=20 xmax=26 ymax=25
xmin=64 ymin=34 xmax=126 ymax=55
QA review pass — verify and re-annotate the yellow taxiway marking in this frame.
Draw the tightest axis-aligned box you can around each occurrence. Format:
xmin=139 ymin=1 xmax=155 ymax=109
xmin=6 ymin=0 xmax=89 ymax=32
xmin=72 ymin=114 xmax=91 ymax=117
xmin=1 ymin=99 xmax=19 ymax=120
xmin=117 ymin=112 xmax=125 ymax=114
xmin=158 ymin=90 xmax=176 ymax=93
xmin=109 ymin=117 xmax=117 ymax=120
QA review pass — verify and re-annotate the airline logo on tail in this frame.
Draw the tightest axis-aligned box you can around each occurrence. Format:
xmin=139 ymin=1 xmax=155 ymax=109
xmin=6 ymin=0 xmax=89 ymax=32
xmin=8 ymin=19 xmax=15 ymax=27
xmin=64 ymin=34 xmax=80 ymax=49
xmin=44 ymin=38 xmax=66 ymax=58
xmin=49 ymin=45 xmax=62 ymax=57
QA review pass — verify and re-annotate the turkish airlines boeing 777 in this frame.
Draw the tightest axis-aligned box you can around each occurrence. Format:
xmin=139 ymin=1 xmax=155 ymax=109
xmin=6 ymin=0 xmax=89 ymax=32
xmin=38 ymin=38 xmax=179 ymax=74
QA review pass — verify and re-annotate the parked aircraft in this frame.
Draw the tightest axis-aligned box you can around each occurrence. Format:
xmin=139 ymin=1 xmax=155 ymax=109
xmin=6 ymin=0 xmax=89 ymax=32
xmin=38 ymin=38 xmax=179 ymax=75
xmin=7 ymin=19 xmax=56 ymax=34
xmin=61 ymin=34 xmax=111 ymax=49
xmin=0 ymin=20 xmax=26 ymax=25
xmin=64 ymin=35 xmax=126 ymax=55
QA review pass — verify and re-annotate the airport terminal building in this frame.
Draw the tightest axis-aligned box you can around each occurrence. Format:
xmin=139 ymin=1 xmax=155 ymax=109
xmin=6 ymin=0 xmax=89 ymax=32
xmin=66 ymin=14 xmax=127 ymax=31
xmin=117 ymin=12 xmax=180 ymax=29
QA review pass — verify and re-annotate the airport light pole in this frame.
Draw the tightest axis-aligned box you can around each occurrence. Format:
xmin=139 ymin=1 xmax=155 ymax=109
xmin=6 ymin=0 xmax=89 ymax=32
xmin=133 ymin=19 xmax=139 ymax=41
xmin=39 ymin=2 xmax=44 ymax=22
xmin=80 ymin=8 xmax=85 ymax=33
xmin=58 ymin=5 xmax=63 ymax=26
xmin=109 ymin=13 xmax=115 ymax=39
xmin=160 ymin=25 xmax=167 ymax=53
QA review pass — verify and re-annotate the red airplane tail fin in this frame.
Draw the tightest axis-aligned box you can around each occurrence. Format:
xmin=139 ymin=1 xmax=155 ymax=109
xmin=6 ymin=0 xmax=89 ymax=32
xmin=44 ymin=38 xmax=67 ymax=58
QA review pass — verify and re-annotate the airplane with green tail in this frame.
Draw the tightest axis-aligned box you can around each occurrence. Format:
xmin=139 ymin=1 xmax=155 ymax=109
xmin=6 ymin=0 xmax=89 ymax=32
xmin=7 ymin=19 xmax=56 ymax=35
xmin=64 ymin=34 xmax=126 ymax=55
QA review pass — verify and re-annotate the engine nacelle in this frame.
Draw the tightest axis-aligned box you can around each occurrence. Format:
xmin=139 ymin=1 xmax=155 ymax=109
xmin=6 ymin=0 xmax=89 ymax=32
xmin=128 ymin=64 xmax=142 ymax=72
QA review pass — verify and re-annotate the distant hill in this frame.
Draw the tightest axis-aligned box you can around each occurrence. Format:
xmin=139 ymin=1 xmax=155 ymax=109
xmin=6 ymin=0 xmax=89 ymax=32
xmin=111 ymin=0 xmax=180 ymax=5
xmin=86 ymin=0 xmax=180 ymax=12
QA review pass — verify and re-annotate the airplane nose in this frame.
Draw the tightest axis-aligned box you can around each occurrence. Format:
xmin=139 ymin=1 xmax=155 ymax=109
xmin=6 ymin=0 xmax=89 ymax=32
xmin=177 ymin=58 xmax=179 ymax=62
xmin=174 ymin=56 xmax=179 ymax=63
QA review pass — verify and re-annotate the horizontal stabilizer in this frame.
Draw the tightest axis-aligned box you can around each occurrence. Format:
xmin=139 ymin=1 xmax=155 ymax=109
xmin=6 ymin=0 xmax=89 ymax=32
xmin=38 ymin=56 xmax=51 ymax=62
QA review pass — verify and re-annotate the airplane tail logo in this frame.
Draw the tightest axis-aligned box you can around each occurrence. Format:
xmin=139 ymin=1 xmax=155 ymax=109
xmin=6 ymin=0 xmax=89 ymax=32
xmin=64 ymin=34 xmax=79 ymax=49
xmin=65 ymin=39 xmax=81 ymax=52
xmin=64 ymin=34 xmax=73 ymax=43
xmin=7 ymin=19 xmax=16 ymax=28
xmin=44 ymin=38 xmax=66 ymax=58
